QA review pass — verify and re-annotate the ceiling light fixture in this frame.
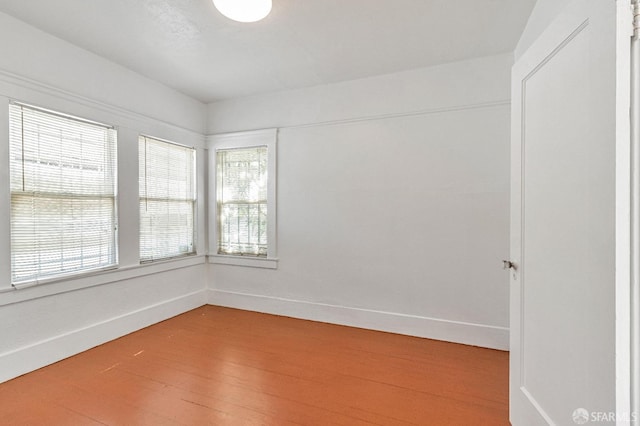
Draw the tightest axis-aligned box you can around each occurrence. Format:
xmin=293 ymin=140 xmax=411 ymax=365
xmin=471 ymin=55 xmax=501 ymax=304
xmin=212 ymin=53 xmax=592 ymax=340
xmin=213 ymin=0 xmax=272 ymax=23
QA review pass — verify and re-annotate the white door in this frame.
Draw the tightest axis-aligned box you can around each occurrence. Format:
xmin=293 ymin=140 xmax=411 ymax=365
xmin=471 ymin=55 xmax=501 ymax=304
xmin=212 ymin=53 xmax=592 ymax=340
xmin=510 ymin=0 xmax=631 ymax=424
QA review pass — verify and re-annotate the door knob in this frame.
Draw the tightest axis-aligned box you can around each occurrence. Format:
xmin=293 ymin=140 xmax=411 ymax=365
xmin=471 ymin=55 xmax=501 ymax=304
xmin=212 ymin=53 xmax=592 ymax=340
xmin=502 ymin=260 xmax=516 ymax=270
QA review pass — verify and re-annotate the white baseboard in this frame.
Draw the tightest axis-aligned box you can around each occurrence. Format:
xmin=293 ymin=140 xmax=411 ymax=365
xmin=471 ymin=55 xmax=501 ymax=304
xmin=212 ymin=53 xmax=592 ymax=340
xmin=208 ymin=290 xmax=509 ymax=351
xmin=0 ymin=290 xmax=207 ymax=384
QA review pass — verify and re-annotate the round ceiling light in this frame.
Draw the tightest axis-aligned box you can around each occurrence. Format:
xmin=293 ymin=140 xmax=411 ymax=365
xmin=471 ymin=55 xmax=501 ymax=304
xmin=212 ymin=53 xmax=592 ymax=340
xmin=213 ymin=0 xmax=272 ymax=23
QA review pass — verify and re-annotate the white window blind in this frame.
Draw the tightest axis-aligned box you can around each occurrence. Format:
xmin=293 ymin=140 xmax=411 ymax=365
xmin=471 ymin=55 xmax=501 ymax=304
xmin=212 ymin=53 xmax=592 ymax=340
xmin=9 ymin=102 xmax=118 ymax=284
xmin=216 ymin=146 xmax=268 ymax=256
xmin=139 ymin=136 xmax=196 ymax=262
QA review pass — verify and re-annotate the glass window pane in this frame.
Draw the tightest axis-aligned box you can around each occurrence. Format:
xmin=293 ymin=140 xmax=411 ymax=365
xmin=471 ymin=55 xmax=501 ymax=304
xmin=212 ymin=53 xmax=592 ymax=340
xmin=216 ymin=146 xmax=268 ymax=256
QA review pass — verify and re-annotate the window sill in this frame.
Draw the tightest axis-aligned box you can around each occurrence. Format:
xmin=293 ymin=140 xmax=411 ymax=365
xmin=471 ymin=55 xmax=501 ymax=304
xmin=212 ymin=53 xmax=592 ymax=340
xmin=208 ymin=255 xmax=278 ymax=269
xmin=0 ymin=255 xmax=207 ymax=306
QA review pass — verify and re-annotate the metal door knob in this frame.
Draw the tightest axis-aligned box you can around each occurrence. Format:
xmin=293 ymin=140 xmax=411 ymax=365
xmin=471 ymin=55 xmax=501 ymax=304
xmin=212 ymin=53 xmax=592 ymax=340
xmin=502 ymin=260 xmax=516 ymax=270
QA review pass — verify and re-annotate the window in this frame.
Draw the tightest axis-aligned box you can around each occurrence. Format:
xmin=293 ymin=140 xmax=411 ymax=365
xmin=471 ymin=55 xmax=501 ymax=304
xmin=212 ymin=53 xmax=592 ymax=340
xmin=217 ymin=146 xmax=267 ymax=256
xmin=9 ymin=102 xmax=117 ymax=284
xmin=139 ymin=136 xmax=196 ymax=262
xmin=208 ymin=129 xmax=277 ymax=268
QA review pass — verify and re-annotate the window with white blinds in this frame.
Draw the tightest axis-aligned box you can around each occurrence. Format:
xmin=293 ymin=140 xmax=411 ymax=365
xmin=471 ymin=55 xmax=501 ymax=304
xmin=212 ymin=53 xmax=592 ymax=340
xmin=139 ymin=136 xmax=196 ymax=262
xmin=9 ymin=102 xmax=118 ymax=284
xmin=216 ymin=146 xmax=268 ymax=256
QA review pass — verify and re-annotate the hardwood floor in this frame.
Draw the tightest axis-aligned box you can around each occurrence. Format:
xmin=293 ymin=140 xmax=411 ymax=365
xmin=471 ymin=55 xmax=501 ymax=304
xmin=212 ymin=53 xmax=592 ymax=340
xmin=0 ymin=306 xmax=509 ymax=425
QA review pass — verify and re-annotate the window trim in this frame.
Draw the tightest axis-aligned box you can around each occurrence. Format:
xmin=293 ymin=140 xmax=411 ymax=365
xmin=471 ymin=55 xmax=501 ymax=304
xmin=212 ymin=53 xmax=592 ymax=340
xmin=207 ymin=128 xmax=278 ymax=269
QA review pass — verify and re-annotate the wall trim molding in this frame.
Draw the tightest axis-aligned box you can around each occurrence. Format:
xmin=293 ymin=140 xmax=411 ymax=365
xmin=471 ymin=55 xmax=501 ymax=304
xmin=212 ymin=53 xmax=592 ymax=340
xmin=0 ymin=290 xmax=207 ymax=384
xmin=281 ymin=99 xmax=511 ymax=131
xmin=208 ymin=289 xmax=509 ymax=351
xmin=0 ymin=68 xmax=204 ymax=137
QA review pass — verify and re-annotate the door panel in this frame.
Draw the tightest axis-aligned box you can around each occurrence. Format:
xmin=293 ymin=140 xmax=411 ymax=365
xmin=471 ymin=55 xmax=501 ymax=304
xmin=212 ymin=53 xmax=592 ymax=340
xmin=510 ymin=0 xmax=622 ymax=424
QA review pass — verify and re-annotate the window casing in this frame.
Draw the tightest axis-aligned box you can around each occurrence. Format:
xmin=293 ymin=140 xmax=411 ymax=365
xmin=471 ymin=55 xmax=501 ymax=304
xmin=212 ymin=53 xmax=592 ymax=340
xmin=9 ymin=102 xmax=118 ymax=284
xmin=208 ymin=129 xmax=277 ymax=269
xmin=139 ymin=135 xmax=196 ymax=262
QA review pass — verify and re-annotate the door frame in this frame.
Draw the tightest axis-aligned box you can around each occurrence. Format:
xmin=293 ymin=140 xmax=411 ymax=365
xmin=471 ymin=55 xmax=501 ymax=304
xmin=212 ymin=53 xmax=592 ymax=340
xmin=615 ymin=1 xmax=633 ymax=422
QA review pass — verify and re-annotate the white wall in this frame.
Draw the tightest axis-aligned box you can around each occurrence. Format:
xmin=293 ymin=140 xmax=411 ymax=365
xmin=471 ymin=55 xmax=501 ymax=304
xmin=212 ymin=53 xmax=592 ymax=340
xmin=515 ymin=0 xmax=573 ymax=59
xmin=0 ymin=12 xmax=206 ymax=133
xmin=207 ymin=54 xmax=513 ymax=350
xmin=0 ymin=12 xmax=209 ymax=383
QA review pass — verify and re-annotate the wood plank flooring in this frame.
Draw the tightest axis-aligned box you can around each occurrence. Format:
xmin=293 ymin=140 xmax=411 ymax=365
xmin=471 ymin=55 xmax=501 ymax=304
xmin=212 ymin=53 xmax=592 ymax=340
xmin=0 ymin=306 xmax=509 ymax=425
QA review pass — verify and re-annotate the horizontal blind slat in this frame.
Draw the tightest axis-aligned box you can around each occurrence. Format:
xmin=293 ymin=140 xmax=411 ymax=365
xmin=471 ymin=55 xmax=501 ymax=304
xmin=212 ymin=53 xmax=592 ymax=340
xmin=139 ymin=136 xmax=196 ymax=262
xmin=9 ymin=103 xmax=117 ymax=284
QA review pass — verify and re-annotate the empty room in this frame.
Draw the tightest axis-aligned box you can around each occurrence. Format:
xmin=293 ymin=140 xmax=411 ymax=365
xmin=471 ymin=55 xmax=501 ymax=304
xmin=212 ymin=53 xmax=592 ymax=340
xmin=0 ymin=0 xmax=637 ymax=425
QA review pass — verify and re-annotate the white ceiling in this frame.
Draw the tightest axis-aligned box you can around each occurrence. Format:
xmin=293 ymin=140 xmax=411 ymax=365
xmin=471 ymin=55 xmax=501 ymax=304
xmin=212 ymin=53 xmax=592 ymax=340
xmin=0 ymin=0 xmax=536 ymax=103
